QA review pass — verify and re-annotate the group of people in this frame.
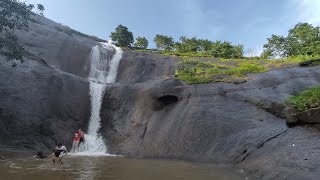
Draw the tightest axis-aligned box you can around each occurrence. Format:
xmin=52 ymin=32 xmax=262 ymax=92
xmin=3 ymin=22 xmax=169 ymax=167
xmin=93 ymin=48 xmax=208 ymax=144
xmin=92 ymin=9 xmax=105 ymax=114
xmin=50 ymin=129 xmax=85 ymax=164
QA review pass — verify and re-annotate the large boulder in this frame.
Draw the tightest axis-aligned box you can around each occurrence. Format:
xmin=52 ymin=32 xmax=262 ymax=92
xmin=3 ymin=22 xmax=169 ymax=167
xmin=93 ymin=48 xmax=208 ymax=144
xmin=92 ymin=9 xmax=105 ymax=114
xmin=100 ymin=51 xmax=320 ymax=179
xmin=0 ymin=14 xmax=100 ymax=157
xmin=296 ymin=107 xmax=320 ymax=123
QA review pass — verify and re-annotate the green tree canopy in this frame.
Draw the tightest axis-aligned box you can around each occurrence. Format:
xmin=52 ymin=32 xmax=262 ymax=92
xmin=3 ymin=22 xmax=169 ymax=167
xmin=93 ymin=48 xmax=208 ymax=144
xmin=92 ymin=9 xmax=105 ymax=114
xmin=211 ymin=41 xmax=244 ymax=59
xmin=262 ymin=22 xmax=320 ymax=58
xmin=110 ymin=24 xmax=134 ymax=47
xmin=171 ymin=36 xmax=243 ymax=58
xmin=175 ymin=36 xmax=201 ymax=52
xmin=199 ymin=39 xmax=212 ymax=51
xmin=262 ymin=34 xmax=287 ymax=58
xmin=153 ymin=34 xmax=174 ymax=50
xmin=0 ymin=0 xmax=34 ymax=62
xmin=134 ymin=36 xmax=148 ymax=49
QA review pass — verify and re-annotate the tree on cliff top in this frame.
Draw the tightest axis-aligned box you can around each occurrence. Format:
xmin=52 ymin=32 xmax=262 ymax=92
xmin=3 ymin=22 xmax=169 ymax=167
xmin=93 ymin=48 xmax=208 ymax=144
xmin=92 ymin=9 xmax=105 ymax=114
xmin=0 ymin=0 xmax=34 ymax=63
xmin=153 ymin=34 xmax=174 ymax=51
xmin=37 ymin=4 xmax=45 ymax=16
xmin=110 ymin=24 xmax=134 ymax=47
xmin=134 ymin=36 xmax=148 ymax=49
xmin=262 ymin=22 xmax=320 ymax=58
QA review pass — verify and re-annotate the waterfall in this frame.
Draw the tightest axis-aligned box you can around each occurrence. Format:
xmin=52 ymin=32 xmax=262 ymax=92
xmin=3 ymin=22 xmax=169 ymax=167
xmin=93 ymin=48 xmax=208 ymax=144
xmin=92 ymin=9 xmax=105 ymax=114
xmin=74 ymin=42 xmax=122 ymax=155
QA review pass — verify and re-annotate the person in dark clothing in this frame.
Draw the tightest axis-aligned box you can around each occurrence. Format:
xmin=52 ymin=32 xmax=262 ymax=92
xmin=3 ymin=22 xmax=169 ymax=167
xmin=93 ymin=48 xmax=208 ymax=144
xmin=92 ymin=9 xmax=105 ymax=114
xmin=34 ymin=151 xmax=47 ymax=159
xmin=52 ymin=143 xmax=67 ymax=164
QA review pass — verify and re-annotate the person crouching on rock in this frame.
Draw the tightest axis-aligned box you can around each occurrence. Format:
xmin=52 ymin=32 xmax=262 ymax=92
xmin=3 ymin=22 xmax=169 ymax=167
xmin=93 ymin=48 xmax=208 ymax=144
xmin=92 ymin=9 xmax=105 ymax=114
xmin=71 ymin=130 xmax=81 ymax=152
xmin=52 ymin=143 xmax=67 ymax=164
xmin=78 ymin=129 xmax=85 ymax=147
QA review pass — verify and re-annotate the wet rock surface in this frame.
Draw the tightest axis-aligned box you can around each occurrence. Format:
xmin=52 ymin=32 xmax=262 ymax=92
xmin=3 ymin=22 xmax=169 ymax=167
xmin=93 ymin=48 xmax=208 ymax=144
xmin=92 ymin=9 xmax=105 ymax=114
xmin=1 ymin=14 xmax=320 ymax=180
xmin=101 ymin=53 xmax=320 ymax=179
xmin=0 ymin=15 xmax=98 ymax=157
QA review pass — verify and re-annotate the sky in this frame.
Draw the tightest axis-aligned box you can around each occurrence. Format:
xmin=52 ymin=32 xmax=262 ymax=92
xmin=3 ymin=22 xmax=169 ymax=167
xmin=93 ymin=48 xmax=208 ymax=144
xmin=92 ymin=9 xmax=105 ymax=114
xmin=26 ymin=0 xmax=320 ymax=56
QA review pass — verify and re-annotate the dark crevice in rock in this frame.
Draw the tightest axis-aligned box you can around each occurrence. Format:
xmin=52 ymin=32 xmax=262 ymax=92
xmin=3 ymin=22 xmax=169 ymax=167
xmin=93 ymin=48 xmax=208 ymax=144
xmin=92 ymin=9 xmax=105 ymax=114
xmin=236 ymin=129 xmax=287 ymax=163
xmin=153 ymin=95 xmax=179 ymax=111
xmin=256 ymin=129 xmax=287 ymax=149
xmin=141 ymin=126 xmax=148 ymax=139
xmin=240 ymin=152 xmax=250 ymax=162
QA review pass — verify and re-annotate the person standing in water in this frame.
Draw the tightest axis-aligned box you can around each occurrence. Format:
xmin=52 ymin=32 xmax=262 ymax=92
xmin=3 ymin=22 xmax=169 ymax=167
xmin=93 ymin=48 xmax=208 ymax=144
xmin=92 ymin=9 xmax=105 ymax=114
xmin=78 ymin=129 xmax=85 ymax=147
xmin=71 ymin=130 xmax=81 ymax=152
xmin=52 ymin=143 xmax=67 ymax=164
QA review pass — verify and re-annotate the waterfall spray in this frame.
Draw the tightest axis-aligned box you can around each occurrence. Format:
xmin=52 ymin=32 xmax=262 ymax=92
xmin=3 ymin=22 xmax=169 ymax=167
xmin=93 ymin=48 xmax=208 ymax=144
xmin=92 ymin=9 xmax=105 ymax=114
xmin=74 ymin=42 xmax=122 ymax=155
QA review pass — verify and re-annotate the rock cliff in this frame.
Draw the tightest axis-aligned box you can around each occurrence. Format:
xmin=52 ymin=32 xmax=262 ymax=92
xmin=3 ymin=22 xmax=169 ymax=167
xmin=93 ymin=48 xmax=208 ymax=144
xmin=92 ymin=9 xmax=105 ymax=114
xmin=1 ymin=14 xmax=320 ymax=179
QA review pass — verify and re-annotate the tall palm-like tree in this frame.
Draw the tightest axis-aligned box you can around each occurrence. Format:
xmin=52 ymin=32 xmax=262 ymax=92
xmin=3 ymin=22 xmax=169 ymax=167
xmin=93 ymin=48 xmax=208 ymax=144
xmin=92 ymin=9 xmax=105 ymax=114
xmin=37 ymin=4 xmax=45 ymax=16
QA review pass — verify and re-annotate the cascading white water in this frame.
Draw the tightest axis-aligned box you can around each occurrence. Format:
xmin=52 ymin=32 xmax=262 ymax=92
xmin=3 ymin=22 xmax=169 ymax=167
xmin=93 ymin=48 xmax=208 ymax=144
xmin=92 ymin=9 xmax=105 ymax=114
xmin=74 ymin=42 xmax=122 ymax=155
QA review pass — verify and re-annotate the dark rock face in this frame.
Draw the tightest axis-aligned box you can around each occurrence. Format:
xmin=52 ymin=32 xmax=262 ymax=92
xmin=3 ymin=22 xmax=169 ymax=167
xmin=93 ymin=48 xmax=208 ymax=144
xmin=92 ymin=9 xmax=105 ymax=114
xmin=101 ymin=52 xmax=320 ymax=179
xmin=1 ymin=13 xmax=320 ymax=180
xmin=0 ymin=15 xmax=99 ymax=157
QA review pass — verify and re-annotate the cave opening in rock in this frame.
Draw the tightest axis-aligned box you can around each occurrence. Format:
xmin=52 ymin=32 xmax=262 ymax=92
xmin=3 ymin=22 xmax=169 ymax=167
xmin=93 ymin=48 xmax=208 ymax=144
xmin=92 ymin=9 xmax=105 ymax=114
xmin=157 ymin=95 xmax=178 ymax=106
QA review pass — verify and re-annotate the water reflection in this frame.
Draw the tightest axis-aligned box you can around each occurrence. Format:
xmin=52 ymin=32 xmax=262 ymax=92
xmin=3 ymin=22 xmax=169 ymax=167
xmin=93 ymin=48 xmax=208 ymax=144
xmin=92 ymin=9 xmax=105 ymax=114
xmin=74 ymin=156 xmax=98 ymax=180
xmin=0 ymin=157 xmax=246 ymax=180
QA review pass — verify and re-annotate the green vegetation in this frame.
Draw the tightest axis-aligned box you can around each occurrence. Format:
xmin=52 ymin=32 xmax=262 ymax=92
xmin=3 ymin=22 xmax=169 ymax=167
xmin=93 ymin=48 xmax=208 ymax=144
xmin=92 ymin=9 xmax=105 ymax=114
xmin=175 ymin=58 xmax=267 ymax=84
xmin=263 ymin=23 xmax=320 ymax=58
xmin=152 ymin=35 xmax=244 ymax=59
xmin=286 ymin=86 xmax=320 ymax=112
xmin=110 ymin=24 xmax=134 ymax=47
xmin=0 ymin=0 xmax=46 ymax=64
xmin=0 ymin=0 xmax=34 ymax=62
xmin=153 ymin=34 xmax=174 ymax=51
xmin=134 ymin=36 xmax=148 ymax=49
xmin=174 ymin=54 xmax=320 ymax=84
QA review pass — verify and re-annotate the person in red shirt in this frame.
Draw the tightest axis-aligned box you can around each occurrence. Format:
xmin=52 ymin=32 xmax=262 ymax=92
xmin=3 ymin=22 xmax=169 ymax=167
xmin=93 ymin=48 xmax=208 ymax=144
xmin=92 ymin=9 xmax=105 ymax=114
xmin=78 ymin=129 xmax=85 ymax=147
xmin=71 ymin=130 xmax=81 ymax=152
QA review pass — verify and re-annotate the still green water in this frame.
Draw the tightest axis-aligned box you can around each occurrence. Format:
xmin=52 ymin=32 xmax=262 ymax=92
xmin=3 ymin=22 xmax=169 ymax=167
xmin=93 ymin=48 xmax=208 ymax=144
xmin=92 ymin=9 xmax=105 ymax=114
xmin=0 ymin=156 xmax=246 ymax=180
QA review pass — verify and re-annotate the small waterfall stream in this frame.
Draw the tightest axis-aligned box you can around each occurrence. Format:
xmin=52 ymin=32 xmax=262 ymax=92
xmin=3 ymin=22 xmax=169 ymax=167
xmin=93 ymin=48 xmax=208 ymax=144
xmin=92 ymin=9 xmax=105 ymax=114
xmin=74 ymin=42 xmax=122 ymax=155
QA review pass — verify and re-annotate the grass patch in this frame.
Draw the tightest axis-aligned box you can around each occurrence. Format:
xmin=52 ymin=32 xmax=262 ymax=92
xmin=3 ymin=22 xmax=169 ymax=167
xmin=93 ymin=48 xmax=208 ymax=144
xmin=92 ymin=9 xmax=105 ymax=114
xmin=162 ymin=51 xmax=213 ymax=58
xmin=134 ymin=49 xmax=320 ymax=84
xmin=175 ymin=55 xmax=320 ymax=84
xmin=286 ymin=86 xmax=320 ymax=111
xmin=178 ymin=59 xmax=215 ymax=67
xmin=175 ymin=61 xmax=267 ymax=84
xmin=135 ymin=49 xmax=161 ymax=53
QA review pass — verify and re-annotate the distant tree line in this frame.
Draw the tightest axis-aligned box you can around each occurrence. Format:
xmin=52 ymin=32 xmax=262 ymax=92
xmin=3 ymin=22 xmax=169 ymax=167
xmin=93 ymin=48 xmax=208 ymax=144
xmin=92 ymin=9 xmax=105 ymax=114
xmin=262 ymin=23 xmax=320 ymax=58
xmin=111 ymin=22 xmax=320 ymax=60
xmin=110 ymin=25 xmax=244 ymax=58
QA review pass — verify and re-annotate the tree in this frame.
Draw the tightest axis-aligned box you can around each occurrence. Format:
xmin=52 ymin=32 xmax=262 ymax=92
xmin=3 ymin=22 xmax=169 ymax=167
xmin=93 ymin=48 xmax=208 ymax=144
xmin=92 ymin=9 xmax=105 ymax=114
xmin=0 ymin=0 xmax=34 ymax=62
xmin=262 ymin=22 xmax=320 ymax=58
xmin=199 ymin=39 xmax=212 ymax=51
xmin=175 ymin=36 xmax=201 ymax=52
xmin=110 ymin=24 xmax=134 ymax=47
xmin=134 ymin=36 xmax=148 ymax=49
xmin=153 ymin=34 xmax=174 ymax=50
xmin=37 ymin=4 xmax=45 ymax=16
xmin=287 ymin=23 xmax=320 ymax=56
xmin=232 ymin=44 xmax=244 ymax=59
xmin=262 ymin=34 xmax=287 ymax=58
xmin=210 ymin=41 xmax=243 ymax=58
